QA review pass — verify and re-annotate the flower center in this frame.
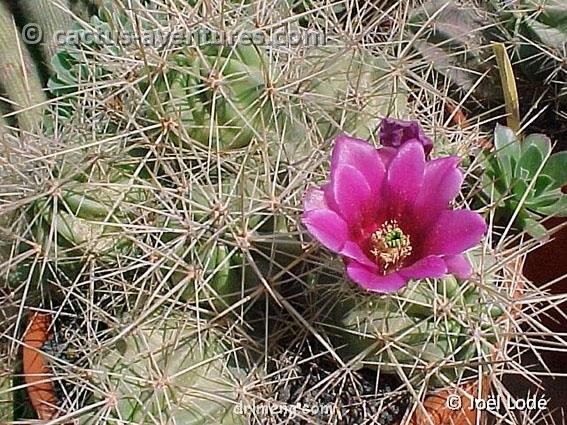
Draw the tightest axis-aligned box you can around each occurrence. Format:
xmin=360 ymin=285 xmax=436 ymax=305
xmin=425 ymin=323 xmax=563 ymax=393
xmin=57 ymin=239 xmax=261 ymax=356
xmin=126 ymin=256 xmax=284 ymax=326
xmin=370 ymin=220 xmax=412 ymax=273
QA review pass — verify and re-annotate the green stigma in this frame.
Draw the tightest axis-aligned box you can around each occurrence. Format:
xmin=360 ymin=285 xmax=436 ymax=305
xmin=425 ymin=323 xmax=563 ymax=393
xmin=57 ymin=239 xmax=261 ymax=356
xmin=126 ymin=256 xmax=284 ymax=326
xmin=370 ymin=220 xmax=412 ymax=273
xmin=384 ymin=227 xmax=408 ymax=248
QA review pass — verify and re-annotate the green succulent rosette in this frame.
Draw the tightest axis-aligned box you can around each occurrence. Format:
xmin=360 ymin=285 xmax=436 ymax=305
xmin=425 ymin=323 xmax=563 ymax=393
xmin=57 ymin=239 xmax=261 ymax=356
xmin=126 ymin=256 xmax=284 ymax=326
xmin=482 ymin=125 xmax=566 ymax=237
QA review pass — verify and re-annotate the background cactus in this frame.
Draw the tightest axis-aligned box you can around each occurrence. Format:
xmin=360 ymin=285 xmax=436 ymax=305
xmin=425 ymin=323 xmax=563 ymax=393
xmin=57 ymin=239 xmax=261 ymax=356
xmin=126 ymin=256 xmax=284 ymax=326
xmin=490 ymin=0 xmax=567 ymax=103
xmin=0 ymin=0 xmax=47 ymax=133
xmin=407 ymin=0 xmax=567 ymax=138
xmin=0 ymin=0 xmax=565 ymax=424
xmin=0 ymin=368 xmax=13 ymax=423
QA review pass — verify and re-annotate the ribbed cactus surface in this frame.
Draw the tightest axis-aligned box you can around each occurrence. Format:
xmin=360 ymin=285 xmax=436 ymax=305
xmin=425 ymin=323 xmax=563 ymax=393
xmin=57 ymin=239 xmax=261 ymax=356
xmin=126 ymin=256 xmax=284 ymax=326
xmin=78 ymin=313 xmax=247 ymax=424
xmin=320 ymin=251 xmax=507 ymax=387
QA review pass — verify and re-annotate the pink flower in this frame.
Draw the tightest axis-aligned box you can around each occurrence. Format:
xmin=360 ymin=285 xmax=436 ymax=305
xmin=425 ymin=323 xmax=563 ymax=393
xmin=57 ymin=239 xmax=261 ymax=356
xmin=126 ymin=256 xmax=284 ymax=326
xmin=302 ymin=131 xmax=486 ymax=293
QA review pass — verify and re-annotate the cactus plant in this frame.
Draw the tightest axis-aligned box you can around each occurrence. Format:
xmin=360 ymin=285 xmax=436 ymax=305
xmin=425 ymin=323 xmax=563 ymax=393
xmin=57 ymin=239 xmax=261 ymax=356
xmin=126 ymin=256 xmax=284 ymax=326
xmin=490 ymin=0 xmax=567 ymax=97
xmin=16 ymin=0 xmax=73 ymax=74
xmin=299 ymin=122 xmax=508 ymax=389
xmin=152 ymin=43 xmax=280 ymax=150
xmin=407 ymin=0 xmax=500 ymax=99
xmin=29 ymin=157 xmax=149 ymax=263
xmin=318 ymin=251 xmax=509 ymax=388
xmin=0 ymin=295 xmax=15 ymax=423
xmin=47 ymin=0 xmax=406 ymax=147
xmin=0 ymin=371 xmax=10 ymax=422
xmin=19 ymin=0 xmax=405 ymax=312
xmin=0 ymin=0 xmax=83 ymax=135
xmin=1 ymin=1 xmax=566 ymax=424
xmin=0 ymin=0 xmax=47 ymax=133
xmin=73 ymin=311 xmax=249 ymax=424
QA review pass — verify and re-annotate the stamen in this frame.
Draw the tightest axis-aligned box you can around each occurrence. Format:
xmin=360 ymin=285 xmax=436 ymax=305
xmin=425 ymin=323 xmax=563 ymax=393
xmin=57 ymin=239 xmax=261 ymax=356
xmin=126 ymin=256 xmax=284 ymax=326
xmin=370 ymin=220 xmax=412 ymax=273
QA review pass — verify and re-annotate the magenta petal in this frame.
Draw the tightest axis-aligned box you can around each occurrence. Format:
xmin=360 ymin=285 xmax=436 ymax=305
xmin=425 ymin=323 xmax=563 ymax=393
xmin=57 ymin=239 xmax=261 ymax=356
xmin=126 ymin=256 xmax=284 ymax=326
xmin=302 ymin=209 xmax=349 ymax=252
xmin=444 ymin=254 xmax=473 ymax=278
xmin=340 ymin=241 xmax=378 ymax=270
xmin=304 ymin=187 xmax=328 ymax=211
xmin=425 ymin=210 xmax=487 ymax=256
xmin=398 ymin=256 xmax=447 ymax=279
xmin=346 ymin=261 xmax=407 ymax=293
xmin=332 ymin=135 xmax=385 ymax=197
xmin=328 ymin=164 xmax=372 ymax=223
xmin=416 ymin=156 xmax=463 ymax=209
xmin=377 ymin=146 xmax=397 ymax=167
xmin=414 ymin=156 xmax=463 ymax=223
xmin=386 ymin=141 xmax=425 ymax=210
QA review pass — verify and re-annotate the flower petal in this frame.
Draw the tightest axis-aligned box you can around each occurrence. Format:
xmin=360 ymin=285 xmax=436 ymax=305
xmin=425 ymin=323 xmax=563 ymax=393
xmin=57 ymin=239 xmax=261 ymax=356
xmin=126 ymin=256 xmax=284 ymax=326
xmin=302 ymin=209 xmax=350 ymax=252
xmin=332 ymin=135 xmax=385 ymax=197
xmin=414 ymin=157 xmax=463 ymax=224
xmin=444 ymin=254 xmax=473 ymax=278
xmin=377 ymin=146 xmax=397 ymax=167
xmin=386 ymin=141 xmax=425 ymax=212
xmin=340 ymin=241 xmax=378 ymax=270
xmin=303 ymin=187 xmax=328 ymax=211
xmin=424 ymin=210 xmax=487 ymax=256
xmin=346 ymin=261 xmax=408 ymax=293
xmin=398 ymin=256 xmax=447 ymax=279
xmin=327 ymin=164 xmax=372 ymax=224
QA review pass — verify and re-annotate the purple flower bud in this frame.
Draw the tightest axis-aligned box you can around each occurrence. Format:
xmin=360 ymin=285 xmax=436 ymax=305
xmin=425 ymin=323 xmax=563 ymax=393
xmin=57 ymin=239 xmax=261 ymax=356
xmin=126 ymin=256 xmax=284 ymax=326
xmin=380 ymin=118 xmax=434 ymax=157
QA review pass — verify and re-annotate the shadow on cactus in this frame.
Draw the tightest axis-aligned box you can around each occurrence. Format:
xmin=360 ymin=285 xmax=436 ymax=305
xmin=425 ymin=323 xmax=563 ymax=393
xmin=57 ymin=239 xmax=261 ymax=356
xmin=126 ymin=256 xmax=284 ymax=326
xmin=406 ymin=0 xmax=501 ymax=99
xmin=491 ymin=0 xmax=567 ymax=94
xmin=407 ymin=0 xmax=567 ymax=136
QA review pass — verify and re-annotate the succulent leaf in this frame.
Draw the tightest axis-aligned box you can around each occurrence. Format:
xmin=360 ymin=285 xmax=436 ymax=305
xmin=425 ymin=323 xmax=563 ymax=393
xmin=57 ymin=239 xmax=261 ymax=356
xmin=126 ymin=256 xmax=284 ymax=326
xmin=481 ymin=125 xmax=566 ymax=236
